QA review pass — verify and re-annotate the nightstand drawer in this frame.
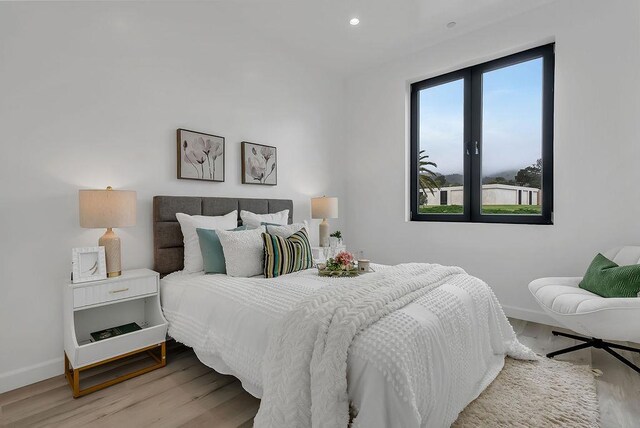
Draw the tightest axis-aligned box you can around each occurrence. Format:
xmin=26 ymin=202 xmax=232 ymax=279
xmin=73 ymin=275 xmax=157 ymax=308
xmin=72 ymin=323 xmax=167 ymax=368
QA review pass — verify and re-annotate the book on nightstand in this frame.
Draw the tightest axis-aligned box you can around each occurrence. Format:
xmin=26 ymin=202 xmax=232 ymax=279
xmin=90 ymin=322 xmax=142 ymax=342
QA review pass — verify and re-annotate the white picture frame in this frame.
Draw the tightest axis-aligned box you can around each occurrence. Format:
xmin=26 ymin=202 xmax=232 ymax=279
xmin=72 ymin=246 xmax=107 ymax=284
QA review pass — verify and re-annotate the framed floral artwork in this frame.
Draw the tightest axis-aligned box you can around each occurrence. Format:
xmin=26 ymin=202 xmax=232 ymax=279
xmin=177 ymin=129 xmax=225 ymax=182
xmin=241 ymin=141 xmax=277 ymax=185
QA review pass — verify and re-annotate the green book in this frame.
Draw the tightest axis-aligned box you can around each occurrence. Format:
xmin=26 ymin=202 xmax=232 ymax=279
xmin=90 ymin=322 xmax=142 ymax=342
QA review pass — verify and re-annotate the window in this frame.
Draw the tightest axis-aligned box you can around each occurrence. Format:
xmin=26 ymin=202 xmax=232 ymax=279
xmin=410 ymin=44 xmax=554 ymax=224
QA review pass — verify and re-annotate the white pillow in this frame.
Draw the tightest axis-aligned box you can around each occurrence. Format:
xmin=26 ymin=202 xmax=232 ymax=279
xmin=266 ymin=221 xmax=309 ymax=238
xmin=240 ymin=209 xmax=289 ymax=228
xmin=176 ymin=211 xmax=238 ymax=273
xmin=217 ymin=226 xmax=266 ymax=277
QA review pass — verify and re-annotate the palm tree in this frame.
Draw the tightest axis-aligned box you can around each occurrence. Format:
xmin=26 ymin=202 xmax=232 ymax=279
xmin=418 ymin=150 xmax=440 ymax=204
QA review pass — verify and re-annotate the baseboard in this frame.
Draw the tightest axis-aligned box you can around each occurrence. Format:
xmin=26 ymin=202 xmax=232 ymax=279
xmin=503 ymin=304 xmax=562 ymax=328
xmin=0 ymin=357 xmax=64 ymax=394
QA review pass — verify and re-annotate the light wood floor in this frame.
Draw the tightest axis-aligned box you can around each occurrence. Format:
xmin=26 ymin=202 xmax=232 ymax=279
xmin=509 ymin=319 xmax=640 ymax=428
xmin=1 ymin=320 xmax=639 ymax=427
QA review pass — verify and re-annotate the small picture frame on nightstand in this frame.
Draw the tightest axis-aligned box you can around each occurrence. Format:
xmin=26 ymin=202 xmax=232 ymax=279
xmin=72 ymin=247 xmax=107 ymax=283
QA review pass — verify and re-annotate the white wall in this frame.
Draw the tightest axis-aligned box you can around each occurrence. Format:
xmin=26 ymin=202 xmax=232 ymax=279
xmin=345 ymin=0 xmax=640 ymax=323
xmin=0 ymin=2 xmax=346 ymax=393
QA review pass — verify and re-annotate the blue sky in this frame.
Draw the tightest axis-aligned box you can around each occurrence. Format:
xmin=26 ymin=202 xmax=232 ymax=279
xmin=419 ymin=57 xmax=543 ymax=176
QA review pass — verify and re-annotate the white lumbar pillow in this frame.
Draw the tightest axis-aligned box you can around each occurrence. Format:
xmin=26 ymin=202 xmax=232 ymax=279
xmin=176 ymin=211 xmax=238 ymax=273
xmin=240 ymin=209 xmax=289 ymax=228
xmin=266 ymin=221 xmax=309 ymax=238
xmin=217 ymin=226 xmax=266 ymax=277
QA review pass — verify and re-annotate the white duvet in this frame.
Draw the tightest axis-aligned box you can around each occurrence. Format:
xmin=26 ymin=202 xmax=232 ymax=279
xmin=161 ymin=263 xmax=535 ymax=428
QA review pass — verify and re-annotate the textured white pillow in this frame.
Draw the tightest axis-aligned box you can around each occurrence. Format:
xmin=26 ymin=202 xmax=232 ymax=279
xmin=176 ymin=211 xmax=238 ymax=273
xmin=217 ymin=226 xmax=266 ymax=277
xmin=240 ymin=209 xmax=289 ymax=228
xmin=266 ymin=221 xmax=309 ymax=238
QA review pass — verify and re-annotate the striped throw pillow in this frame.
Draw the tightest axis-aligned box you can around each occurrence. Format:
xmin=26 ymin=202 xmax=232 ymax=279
xmin=262 ymin=228 xmax=313 ymax=278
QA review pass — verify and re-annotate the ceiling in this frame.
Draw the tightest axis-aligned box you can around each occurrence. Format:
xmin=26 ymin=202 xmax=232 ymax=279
xmin=26 ymin=0 xmax=556 ymax=77
xmin=216 ymin=0 xmax=556 ymax=75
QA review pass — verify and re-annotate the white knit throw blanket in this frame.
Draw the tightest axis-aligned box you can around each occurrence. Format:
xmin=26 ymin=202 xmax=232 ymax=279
xmin=254 ymin=263 xmax=535 ymax=428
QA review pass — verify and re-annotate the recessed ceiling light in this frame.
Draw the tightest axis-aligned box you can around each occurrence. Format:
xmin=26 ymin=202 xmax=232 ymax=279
xmin=446 ymin=21 xmax=457 ymax=29
xmin=350 ymin=18 xmax=360 ymax=26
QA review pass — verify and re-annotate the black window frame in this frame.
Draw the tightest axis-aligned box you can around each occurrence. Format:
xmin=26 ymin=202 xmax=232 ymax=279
xmin=410 ymin=43 xmax=554 ymax=225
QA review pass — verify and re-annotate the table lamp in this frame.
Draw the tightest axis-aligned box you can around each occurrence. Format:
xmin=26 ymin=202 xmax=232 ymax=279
xmin=79 ymin=186 xmax=137 ymax=277
xmin=311 ymin=196 xmax=338 ymax=247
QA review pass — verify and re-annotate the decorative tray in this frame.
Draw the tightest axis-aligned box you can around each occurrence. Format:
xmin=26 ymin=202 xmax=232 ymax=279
xmin=317 ymin=267 xmax=359 ymax=277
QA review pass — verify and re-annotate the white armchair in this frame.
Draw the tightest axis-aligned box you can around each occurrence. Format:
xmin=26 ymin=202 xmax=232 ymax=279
xmin=528 ymin=246 xmax=640 ymax=374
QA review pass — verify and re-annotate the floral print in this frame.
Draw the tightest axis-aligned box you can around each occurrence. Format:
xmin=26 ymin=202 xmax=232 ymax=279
xmin=245 ymin=143 xmax=276 ymax=184
xmin=182 ymin=135 xmax=224 ymax=180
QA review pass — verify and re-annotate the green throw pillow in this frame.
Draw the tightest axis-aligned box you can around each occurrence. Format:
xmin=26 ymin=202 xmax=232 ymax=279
xmin=262 ymin=228 xmax=313 ymax=278
xmin=197 ymin=226 xmax=246 ymax=274
xmin=579 ymin=253 xmax=640 ymax=298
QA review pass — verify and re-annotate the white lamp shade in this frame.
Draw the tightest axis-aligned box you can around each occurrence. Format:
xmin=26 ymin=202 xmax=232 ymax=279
xmin=79 ymin=188 xmax=137 ymax=228
xmin=311 ymin=196 xmax=338 ymax=219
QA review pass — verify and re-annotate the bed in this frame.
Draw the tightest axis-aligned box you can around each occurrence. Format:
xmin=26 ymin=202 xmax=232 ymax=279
xmin=154 ymin=196 xmax=534 ymax=428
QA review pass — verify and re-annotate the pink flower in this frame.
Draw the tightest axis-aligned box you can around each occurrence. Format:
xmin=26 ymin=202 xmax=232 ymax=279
xmin=334 ymin=251 xmax=354 ymax=267
xmin=209 ymin=140 xmax=223 ymax=159
xmin=188 ymin=137 xmax=207 ymax=164
xmin=261 ymin=146 xmax=274 ymax=161
xmin=246 ymin=152 xmax=266 ymax=181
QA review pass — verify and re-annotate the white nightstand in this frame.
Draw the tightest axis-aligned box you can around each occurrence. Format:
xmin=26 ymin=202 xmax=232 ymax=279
xmin=63 ymin=269 xmax=168 ymax=397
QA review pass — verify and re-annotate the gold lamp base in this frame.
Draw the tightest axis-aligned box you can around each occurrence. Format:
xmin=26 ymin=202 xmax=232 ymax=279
xmin=99 ymin=228 xmax=122 ymax=278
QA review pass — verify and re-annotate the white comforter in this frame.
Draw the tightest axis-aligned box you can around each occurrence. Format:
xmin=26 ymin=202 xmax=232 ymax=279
xmin=161 ymin=263 xmax=534 ymax=428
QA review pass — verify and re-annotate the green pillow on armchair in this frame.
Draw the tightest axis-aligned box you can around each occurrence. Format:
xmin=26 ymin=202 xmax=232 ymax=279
xmin=579 ymin=253 xmax=640 ymax=298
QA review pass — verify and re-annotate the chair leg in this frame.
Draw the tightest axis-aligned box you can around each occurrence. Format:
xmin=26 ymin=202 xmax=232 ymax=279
xmin=546 ymin=334 xmax=640 ymax=374
xmin=551 ymin=330 xmax=591 ymax=342
xmin=602 ymin=346 xmax=640 ymax=374
xmin=605 ymin=341 xmax=640 ymax=354
xmin=546 ymin=340 xmax=594 ymax=359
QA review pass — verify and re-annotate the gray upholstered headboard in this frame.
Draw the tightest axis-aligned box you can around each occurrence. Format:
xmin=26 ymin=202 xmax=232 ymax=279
xmin=153 ymin=196 xmax=293 ymax=275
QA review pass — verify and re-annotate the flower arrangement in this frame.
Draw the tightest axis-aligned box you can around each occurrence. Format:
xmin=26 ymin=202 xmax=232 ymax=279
xmin=318 ymin=251 xmax=358 ymax=277
xmin=334 ymin=251 xmax=353 ymax=266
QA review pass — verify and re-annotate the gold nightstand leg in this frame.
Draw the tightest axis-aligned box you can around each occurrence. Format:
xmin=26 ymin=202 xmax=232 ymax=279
xmin=72 ymin=368 xmax=80 ymax=398
xmin=64 ymin=343 xmax=166 ymax=398
xmin=63 ymin=353 xmax=80 ymax=398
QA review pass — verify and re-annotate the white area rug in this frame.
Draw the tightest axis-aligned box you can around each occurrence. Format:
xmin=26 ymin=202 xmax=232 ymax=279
xmin=454 ymin=357 xmax=599 ymax=427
